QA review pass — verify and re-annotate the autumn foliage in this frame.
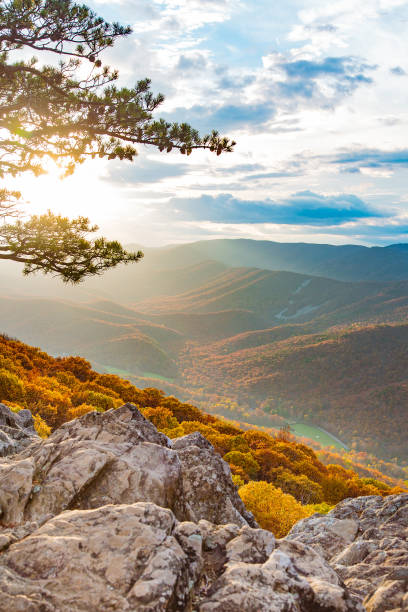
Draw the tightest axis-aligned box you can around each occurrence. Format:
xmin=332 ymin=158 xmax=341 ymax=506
xmin=0 ymin=334 xmax=404 ymax=537
xmin=179 ymin=323 xmax=408 ymax=462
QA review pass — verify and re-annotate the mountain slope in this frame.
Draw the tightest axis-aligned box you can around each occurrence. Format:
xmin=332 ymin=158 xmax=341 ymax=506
xmin=181 ymin=323 xmax=408 ymax=461
xmin=0 ymin=295 xmax=268 ymax=376
xmin=0 ymin=297 xmax=181 ymax=377
xmin=136 ymin=267 xmax=408 ymax=329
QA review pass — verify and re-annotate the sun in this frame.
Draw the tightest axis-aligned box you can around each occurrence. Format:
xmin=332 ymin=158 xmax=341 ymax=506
xmin=9 ymin=159 xmax=118 ymax=225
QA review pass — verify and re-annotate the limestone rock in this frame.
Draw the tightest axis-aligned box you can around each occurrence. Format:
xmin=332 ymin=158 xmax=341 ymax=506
xmin=0 ymin=457 xmax=35 ymax=524
xmin=226 ymin=525 xmax=275 ymax=564
xmin=46 ymin=402 xmax=171 ymax=448
xmin=173 ymin=432 xmax=256 ymax=527
xmin=0 ymin=404 xmax=38 ymax=457
xmin=199 ymin=520 xmax=241 ymax=552
xmin=0 ymin=520 xmax=43 ymax=553
xmin=333 ymin=539 xmax=377 ymax=566
xmin=198 ymin=537 xmax=361 ymax=611
xmin=365 ymin=578 xmax=408 ymax=612
xmin=287 ymin=513 xmax=359 ymax=560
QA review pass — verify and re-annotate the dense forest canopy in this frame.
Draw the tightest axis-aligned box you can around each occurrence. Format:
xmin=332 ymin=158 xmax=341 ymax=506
xmin=0 ymin=0 xmax=234 ymax=281
xmin=0 ymin=333 xmax=404 ymax=537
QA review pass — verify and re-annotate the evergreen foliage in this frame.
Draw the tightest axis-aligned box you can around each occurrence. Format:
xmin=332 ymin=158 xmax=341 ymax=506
xmin=0 ymin=0 xmax=235 ymax=281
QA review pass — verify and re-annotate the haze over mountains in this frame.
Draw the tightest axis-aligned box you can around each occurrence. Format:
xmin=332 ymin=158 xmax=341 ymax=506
xmin=137 ymin=240 xmax=408 ymax=283
xmin=2 ymin=238 xmax=408 ymax=463
xmin=4 ymin=238 xmax=408 ymax=303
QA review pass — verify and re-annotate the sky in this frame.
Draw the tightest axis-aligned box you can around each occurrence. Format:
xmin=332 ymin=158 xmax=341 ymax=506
xmin=16 ymin=0 xmax=408 ymax=247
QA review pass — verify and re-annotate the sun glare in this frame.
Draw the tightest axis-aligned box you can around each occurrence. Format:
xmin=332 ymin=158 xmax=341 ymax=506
xmin=12 ymin=160 xmax=117 ymax=225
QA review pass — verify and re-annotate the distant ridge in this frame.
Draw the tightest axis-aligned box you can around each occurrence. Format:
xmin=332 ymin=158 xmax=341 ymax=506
xmin=136 ymin=239 xmax=408 ymax=282
xmin=3 ymin=239 xmax=408 ymax=305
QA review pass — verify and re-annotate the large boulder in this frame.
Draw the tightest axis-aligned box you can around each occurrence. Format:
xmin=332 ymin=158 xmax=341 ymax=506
xmin=0 ymin=404 xmax=38 ymax=457
xmin=173 ymin=432 xmax=255 ymax=527
xmin=0 ymin=502 xmax=199 ymax=612
xmin=0 ymin=404 xmax=254 ymax=527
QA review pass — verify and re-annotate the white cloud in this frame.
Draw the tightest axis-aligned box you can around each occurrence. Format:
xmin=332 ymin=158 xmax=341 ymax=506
xmin=20 ymin=0 xmax=408 ymax=247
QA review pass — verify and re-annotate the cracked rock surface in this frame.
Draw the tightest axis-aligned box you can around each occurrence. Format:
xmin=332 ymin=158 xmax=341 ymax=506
xmin=0 ymin=403 xmax=406 ymax=611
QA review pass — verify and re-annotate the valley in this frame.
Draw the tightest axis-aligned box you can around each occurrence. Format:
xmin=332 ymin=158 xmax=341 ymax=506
xmin=286 ymin=423 xmax=348 ymax=450
xmin=1 ymin=238 xmax=408 ymax=466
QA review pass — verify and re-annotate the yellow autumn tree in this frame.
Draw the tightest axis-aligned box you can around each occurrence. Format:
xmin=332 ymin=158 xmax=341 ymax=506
xmin=0 ymin=368 xmax=25 ymax=402
xmin=239 ymin=480 xmax=312 ymax=537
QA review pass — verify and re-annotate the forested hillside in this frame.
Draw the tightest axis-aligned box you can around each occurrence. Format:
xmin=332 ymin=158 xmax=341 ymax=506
xmin=181 ymin=323 xmax=408 ymax=462
xmin=2 ymin=253 xmax=408 ymax=465
xmin=0 ymin=334 xmax=405 ymax=537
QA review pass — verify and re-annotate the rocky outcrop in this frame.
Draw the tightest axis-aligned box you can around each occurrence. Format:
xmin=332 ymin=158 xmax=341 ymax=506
xmin=0 ymin=500 xmax=361 ymax=612
xmin=0 ymin=404 xmax=254 ymax=528
xmin=288 ymin=493 xmax=408 ymax=611
xmin=0 ymin=403 xmax=406 ymax=611
xmin=0 ymin=403 xmax=38 ymax=457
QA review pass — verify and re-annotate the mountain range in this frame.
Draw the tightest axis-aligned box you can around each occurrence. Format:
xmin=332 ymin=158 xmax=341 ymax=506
xmin=132 ymin=239 xmax=408 ymax=282
xmin=1 ymin=238 xmax=408 ymax=463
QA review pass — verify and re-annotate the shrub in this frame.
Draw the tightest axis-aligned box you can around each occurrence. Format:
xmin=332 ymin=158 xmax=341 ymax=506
xmin=270 ymin=468 xmax=324 ymax=504
xmin=0 ymin=368 xmax=25 ymax=402
xmin=33 ymin=414 xmax=51 ymax=438
xmin=239 ymin=481 xmax=313 ymax=537
xmin=67 ymin=404 xmax=98 ymax=420
xmin=223 ymin=451 xmax=260 ymax=479
xmin=71 ymin=390 xmax=122 ymax=411
xmin=142 ymin=406 xmax=179 ymax=430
